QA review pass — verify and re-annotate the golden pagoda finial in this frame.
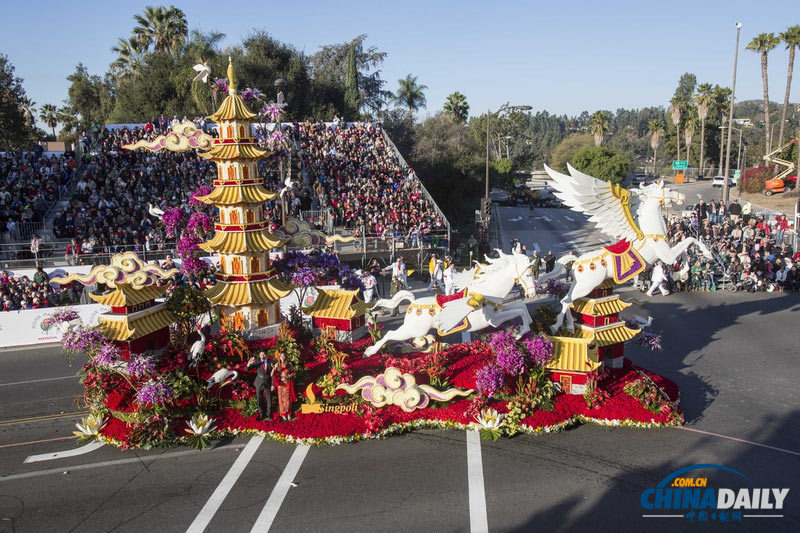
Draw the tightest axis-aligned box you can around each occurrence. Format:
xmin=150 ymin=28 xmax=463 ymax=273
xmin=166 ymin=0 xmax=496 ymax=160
xmin=227 ymin=56 xmax=236 ymax=93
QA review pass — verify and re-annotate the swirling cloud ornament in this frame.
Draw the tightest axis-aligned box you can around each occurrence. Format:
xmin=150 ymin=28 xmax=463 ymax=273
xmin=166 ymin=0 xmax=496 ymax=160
xmin=273 ymin=217 xmax=357 ymax=248
xmin=122 ymin=121 xmax=214 ymax=153
xmin=51 ymin=252 xmax=179 ymax=289
xmin=336 ymin=366 xmax=473 ymax=412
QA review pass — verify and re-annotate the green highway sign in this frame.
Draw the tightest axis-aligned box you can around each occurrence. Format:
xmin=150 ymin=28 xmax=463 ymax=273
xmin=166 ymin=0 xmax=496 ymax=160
xmin=672 ymin=160 xmax=688 ymax=171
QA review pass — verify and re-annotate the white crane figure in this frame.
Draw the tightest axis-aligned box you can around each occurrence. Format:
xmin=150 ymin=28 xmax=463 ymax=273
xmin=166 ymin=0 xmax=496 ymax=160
xmin=148 ymin=203 xmax=165 ymax=220
xmin=192 ymin=58 xmax=211 ymax=83
xmin=188 ymin=329 xmax=206 ymax=368
xmin=206 ymin=368 xmax=239 ymax=389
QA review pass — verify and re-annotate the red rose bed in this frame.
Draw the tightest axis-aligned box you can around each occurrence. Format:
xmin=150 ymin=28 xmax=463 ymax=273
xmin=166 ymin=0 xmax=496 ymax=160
xmin=88 ymin=331 xmax=682 ymax=448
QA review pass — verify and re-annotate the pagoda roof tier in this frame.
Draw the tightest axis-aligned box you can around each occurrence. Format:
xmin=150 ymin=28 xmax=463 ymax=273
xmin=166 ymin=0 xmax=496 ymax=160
xmin=571 ymin=296 xmax=631 ymax=317
xmin=204 ymin=278 xmax=294 ymax=307
xmin=580 ymin=323 xmax=640 ymax=346
xmin=89 ymin=283 xmax=167 ymax=307
xmin=302 ymin=288 xmax=371 ymax=320
xmin=208 ymin=92 xmax=258 ymax=123
xmin=198 ymin=229 xmax=286 ymax=254
xmin=197 ymin=143 xmax=268 ymax=161
xmin=98 ymin=307 xmax=176 ymax=342
xmin=545 ymin=335 xmax=601 ymax=373
xmin=196 ymin=184 xmax=277 ymax=205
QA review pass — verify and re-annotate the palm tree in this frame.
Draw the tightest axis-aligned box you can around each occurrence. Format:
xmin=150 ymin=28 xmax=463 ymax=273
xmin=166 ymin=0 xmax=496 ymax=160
xmin=648 ymin=120 xmax=665 ymax=174
xmin=20 ymin=97 xmax=36 ymax=127
xmin=110 ymin=37 xmax=147 ymax=80
xmin=39 ymin=104 xmax=58 ymax=138
xmin=747 ymin=33 xmax=781 ymax=150
xmin=589 ymin=110 xmax=612 ymax=146
xmin=683 ymin=114 xmax=697 ymax=168
xmin=778 ymin=26 xmax=800 ymax=147
xmin=133 ymin=5 xmax=188 ymax=54
xmin=713 ymin=85 xmax=732 ymax=168
xmin=56 ymin=106 xmax=78 ymax=140
xmin=669 ymin=98 xmax=682 ymax=161
xmin=443 ymin=91 xmax=469 ymax=122
xmin=694 ymin=83 xmax=713 ymax=176
xmin=393 ymin=74 xmax=427 ymax=115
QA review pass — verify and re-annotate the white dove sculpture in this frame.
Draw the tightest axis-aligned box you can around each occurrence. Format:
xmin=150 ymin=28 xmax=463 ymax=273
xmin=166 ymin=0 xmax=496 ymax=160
xmin=192 ymin=59 xmax=211 ymax=83
xmin=188 ymin=329 xmax=206 ymax=368
xmin=206 ymin=368 xmax=239 ymax=389
xmin=279 ymin=174 xmax=294 ymax=199
xmin=631 ymin=314 xmax=653 ymax=329
xmin=148 ymin=203 xmax=165 ymax=220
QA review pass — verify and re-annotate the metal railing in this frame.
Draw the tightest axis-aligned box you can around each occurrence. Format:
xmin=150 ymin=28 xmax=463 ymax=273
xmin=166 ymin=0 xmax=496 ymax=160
xmin=300 ymin=208 xmax=333 ymax=234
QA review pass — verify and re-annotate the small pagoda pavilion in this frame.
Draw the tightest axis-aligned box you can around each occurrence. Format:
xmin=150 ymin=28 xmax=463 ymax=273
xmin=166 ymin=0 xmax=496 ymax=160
xmin=302 ymin=288 xmax=371 ymax=342
xmin=546 ymin=281 xmax=639 ymax=394
xmin=195 ymin=58 xmax=293 ymax=334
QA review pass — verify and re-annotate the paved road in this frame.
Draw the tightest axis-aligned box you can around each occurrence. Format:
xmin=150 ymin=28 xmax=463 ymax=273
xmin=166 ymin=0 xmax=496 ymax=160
xmin=1 ymin=209 xmax=799 ymax=531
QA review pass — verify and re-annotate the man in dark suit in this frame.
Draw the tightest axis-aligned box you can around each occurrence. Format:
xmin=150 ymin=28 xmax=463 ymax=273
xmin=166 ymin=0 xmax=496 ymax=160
xmin=247 ymin=351 xmax=274 ymax=420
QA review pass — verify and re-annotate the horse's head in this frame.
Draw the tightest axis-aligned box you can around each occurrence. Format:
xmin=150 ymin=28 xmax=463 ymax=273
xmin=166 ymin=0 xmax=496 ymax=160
xmin=636 ymin=179 xmax=685 ymax=207
xmin=511 ymin=251 xmax=537 ymax=298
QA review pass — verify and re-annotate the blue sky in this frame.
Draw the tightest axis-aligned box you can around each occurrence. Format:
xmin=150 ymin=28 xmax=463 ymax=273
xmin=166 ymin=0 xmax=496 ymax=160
xmin=0 ymin=0 xmax=797 ymax=123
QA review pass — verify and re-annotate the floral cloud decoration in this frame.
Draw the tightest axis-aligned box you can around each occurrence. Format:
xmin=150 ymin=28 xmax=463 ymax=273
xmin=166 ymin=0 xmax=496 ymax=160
xmin=336 ymin=366 xmax=473 ymax=412
xmin=272 ymin=217 xmax=356 ymax=249
xmin=50 ymin=252 xmax=179 ymax=289
xmin=122 ymin=121 xmax=213 ymax=153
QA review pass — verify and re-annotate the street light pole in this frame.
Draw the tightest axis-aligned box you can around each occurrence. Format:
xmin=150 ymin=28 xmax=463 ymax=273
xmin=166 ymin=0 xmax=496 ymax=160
xmin=737 ymin=128 xmax=743 ymax=170
xmin=723 ymin=22 xmax=741 ymax=204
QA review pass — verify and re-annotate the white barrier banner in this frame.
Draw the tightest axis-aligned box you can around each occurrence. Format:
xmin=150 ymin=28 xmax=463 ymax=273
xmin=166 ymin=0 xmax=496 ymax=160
xmin=0 ymin=304 xmax=110 ymax=349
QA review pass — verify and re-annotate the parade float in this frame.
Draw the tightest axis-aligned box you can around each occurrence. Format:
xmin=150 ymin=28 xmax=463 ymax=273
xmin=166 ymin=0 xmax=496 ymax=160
xmin=65 ymin=61 xmax=683 ymax=449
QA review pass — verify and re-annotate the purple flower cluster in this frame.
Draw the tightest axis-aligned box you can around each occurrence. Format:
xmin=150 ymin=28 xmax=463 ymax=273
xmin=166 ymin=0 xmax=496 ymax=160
xmin=523 ymin=335 xmax=554 ymax=366
xmin=135 ymin=379 xmax=173 ymax=405
xmin=212 ymin=78 xmax=229 ymax=95
xmin=41 ymin=308 xmax=80 ymax=330
xmin=189 ymin=185 xmax=214 ymax=208
xmin=490 ymin=330 xmax=526 ymax=376
xmin=476 ymin=364 xmax=505 ymax=398
xmin=92 ymin=343 xmax=120 ymax=366
xmin=261 ymin=104 xmax=283 ymax=121
xmin=161 ymin=208 xmax=185 ymax=238
xmin=240 ymin=87 xmax=264 ymax=103
xmin=291 ymin=266 xmax=318 ymax=287
xmin=126 ymin=355 xmax=155 ymax=377
xmin=186 ymin=212 xmax=213 ymax=239
xmin=62 ymin=327 xmax=105 ymax=354
xmin=268 ymin=129 xmax=287 ymax=147
xmin=176 ymin=234 xmax=205 ymax=275
xmin=635 ymin=332 xmax=663 ymax=351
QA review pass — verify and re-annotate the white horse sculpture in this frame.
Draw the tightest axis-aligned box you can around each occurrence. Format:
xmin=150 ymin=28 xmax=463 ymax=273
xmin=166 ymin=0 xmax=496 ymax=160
xmin=364 ymin=250 xmax=536 ymax=357
xmin=539 ymin=164 xmax=713 ymax=333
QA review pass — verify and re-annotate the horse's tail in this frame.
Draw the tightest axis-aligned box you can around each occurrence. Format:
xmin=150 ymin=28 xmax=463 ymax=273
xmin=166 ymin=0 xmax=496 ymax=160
xmin=537 ymin=263 xmax=565 ymax=283
xmin=373 ymin=290 xmax=415 ymax=310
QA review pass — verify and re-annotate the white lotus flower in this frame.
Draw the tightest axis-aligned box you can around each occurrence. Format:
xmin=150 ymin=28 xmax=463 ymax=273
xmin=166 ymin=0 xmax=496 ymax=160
xmin=474 ymin=408 xmax=504 ymax=430
xmin=186 ymin=414 xmax=216 ymax=437
xmin=74 ymin=414 xmax=106 ymax=437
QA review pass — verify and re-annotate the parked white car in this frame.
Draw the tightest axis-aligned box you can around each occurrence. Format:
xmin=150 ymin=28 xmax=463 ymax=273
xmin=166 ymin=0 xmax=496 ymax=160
xmin=712 ymin=175 xmax=737 ymax=187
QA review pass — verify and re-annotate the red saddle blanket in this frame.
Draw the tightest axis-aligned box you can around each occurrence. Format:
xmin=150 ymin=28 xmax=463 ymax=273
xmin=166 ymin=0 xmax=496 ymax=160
xmin=435 ymin=289 xmax=465 ymax=307
xmin=604 ymin=239 xmax=632 ymax=254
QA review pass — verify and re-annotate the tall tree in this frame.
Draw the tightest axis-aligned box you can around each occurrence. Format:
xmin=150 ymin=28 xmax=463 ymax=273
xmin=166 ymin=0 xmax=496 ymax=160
xmin=669 ymin=98 xmax=682 ymax=161
xmin=66 ymin=64 xmax=114 ymax=129
xmin=443 ymin=91 xmax=469 ymax=123
xmin=56 ymin=105 xmax=78 ymax=141
xmin=344 ymin=42 xmax=360 ymax=119
xmin=647 ymin=119 xmax=665 ymax=174
xmin=0 ymin=54 xmax=35 ymax=150
xmin=683 ymin=113 xmax=697 ymax=167
xmin=589 ymin=110 xmax=612 ymax=146
xmin=695 ymin=83 xmax=714 ymax=174
xmin=393 ymin=74 xmax=427 ymax=116
xmin=747 ymin=33 xmax=781 ymax=150
xmin=132 ymin=5 xmax=188 ymax=55
xmin=713 ymin=85 xmax=732 ymax=167
xmin=110 ymin=36 xmax=147 ymax=80
xmin=778 ymin=26 xmax=800 ymax=147
xmin=39 ymin=104 xmax=59 ymax=138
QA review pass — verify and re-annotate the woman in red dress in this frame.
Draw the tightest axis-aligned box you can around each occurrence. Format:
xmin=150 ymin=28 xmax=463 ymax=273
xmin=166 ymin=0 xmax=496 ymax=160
xmin=271 ymin=350 xmax=297 ymax=421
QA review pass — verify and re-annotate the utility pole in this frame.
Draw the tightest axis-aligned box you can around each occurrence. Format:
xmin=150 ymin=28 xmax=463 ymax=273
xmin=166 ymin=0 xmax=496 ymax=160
xmin=723 ymin=22 xmax=741 ymax=204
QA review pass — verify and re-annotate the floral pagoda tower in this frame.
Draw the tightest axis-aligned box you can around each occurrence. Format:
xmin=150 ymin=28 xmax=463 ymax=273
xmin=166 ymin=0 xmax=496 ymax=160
xmin=195 ymin=58 xmax=293 ymax=333
xmin=546 ymin=281 xmax=640 ymax=394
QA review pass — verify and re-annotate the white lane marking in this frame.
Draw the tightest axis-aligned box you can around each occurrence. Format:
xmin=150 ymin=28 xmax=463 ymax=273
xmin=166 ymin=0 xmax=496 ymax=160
xmin=1 ymin=443 xmax=240 ymax=483
xmin=466 ymin=431 xmax=488 ymax=533
xmin=0 ymin=376 xmax=77 ymax=387
xmin=533 ymin=216 xmax=552 ymax=222
xmin=24 ymin=441 xmax=104 ymax=463
xmin=532 ymin=242 xmax=541 ymax=252
xmin=508 ymin=216 xmax=523 ymax=222
xmin=250 ymin=445 xmax=310 ymax=532
xmin=564 ymin=215 xmax=574 ymax=222
xmin=186 ymin=435 xmax=265 ymax=533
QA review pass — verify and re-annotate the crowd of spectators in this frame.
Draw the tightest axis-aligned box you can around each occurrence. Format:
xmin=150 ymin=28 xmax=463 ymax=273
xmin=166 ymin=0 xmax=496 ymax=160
xmin=1 ymin=267 xmax=82 ymax=311
xmin=661 ymin=198 xmax=800 ymax=292
xmin=0 ymin=152 xmax=77 ymax=244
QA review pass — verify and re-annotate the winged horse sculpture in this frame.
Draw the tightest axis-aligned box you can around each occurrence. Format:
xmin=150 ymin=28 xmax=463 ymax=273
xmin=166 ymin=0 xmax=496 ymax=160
xmin=363 ymin=250 xmax=536 ymax=357
xmin=539 ymin=164 xmax=712 ymax=333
